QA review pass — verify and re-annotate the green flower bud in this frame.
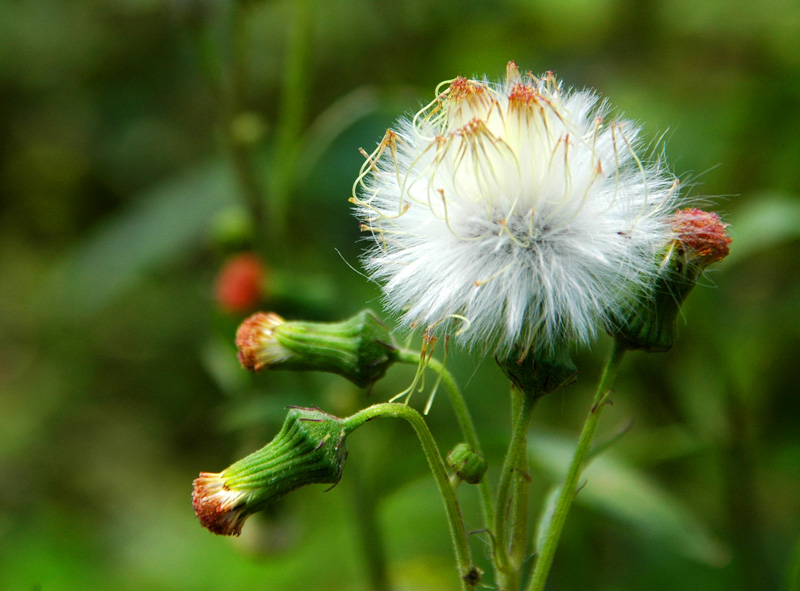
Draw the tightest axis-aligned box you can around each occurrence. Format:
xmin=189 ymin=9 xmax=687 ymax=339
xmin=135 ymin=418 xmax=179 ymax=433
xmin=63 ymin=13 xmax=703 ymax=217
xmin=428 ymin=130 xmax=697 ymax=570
xmin=446 ymin=443 xmax=487 ymax=485
xmin=496 ymin=346 xmax=578 ymax=401
xmin=192 ymin=407 xmax=348 ymax=536
xmin=612 ymin=208 xmax=731 ymax=352
xmin=236 ymin=310 xmax=399 ymax=387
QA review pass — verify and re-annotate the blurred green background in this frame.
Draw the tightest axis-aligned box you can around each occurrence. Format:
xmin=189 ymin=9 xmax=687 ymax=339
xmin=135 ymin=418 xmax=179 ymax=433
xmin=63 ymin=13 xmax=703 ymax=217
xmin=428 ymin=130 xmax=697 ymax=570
xmin=2 ymin=0 xmax=800 ymax=589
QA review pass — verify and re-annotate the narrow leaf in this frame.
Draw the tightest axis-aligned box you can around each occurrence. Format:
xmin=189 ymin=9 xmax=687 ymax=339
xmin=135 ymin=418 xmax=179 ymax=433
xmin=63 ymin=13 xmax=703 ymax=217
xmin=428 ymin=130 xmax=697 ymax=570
xmin=726 ymin=193 xmax=800 ymax=266
xmin=47 ymin=161 xmax=236 ymax=318
xmin=529 ymin=430 xmax=730 ymax=566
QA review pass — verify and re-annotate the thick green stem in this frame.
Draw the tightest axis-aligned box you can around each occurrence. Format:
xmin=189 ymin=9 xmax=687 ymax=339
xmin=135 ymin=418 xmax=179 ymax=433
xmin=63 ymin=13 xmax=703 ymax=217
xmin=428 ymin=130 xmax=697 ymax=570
xmin=526 ymin=340 xmax=628 ymax=591
xmin=397 ymin=349 xmax=495 ymax=531
xmin=494 ymin=392 xmax=537 ymax=587
xmin=344 ymin=403 xmax=478 ymax=590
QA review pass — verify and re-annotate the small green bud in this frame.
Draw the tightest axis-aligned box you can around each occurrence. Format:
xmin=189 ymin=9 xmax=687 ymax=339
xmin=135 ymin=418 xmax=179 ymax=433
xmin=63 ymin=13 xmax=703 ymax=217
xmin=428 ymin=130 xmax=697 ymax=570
xmin=446 ymin=443 xmax=487 ymax=485
xmin=210 ymin=206 xmax=255 ymax=252
xmin=193 ymin=407 xmax=348 ymax=536
xmin=230 ymin=111 xmax=268 ymax=146
xmin=496 ymin=346 xmax=578 ymax=401
xmin=236 ymin=310 xmax=399 ymax=387
xmin=612 ymin=208 xmax=731 ymax=352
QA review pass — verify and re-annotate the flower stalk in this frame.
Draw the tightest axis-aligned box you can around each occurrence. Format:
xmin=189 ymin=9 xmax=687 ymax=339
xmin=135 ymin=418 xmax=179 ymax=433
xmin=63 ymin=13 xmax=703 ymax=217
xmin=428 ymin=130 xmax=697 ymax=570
xmin=344 ymin=403 xmax=481 ymax=590
xmin=494 ymin=391 xmax=537 ymax=585
xmin=527 ymin=339 xmax=628 ymax=591
xmin=508 ymin=387 xmax=532 ymax=572
xmin=397 ymin=348 xmax=496 ymax=528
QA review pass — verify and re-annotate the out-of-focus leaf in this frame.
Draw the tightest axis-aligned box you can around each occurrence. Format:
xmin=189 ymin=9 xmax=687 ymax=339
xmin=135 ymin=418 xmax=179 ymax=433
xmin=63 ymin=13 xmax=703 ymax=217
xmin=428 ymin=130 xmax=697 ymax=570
xmin=529 ymin=430 xmax=730 ymax=566
xmin=787 ymin=533 xmax=800 ymax=591
xmin=220 ymin=392 xmax=302 ymax=431
xmin=299 ymin=86 xmax=380 ymax=173
xmin=533 ymin=484 xmax=561 ymax=556
xmin=199 ymin=336 xmax=249 ymax=397
xmin=46 ymin=161 xmax=236 ymax=318
xmin=726 ymin=193 xmax=800 ymax=266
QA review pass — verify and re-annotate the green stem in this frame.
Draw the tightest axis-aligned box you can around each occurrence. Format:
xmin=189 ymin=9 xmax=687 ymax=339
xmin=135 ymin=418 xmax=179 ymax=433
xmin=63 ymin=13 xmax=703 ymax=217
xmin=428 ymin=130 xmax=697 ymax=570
xmin=397 ymin=349 xmax=495 ymax=530
xmin=509 ymin=387 xmax=532 ymax=571
xmin=269 ymin=0 xmax=313 ymax=250
xmin=526 ymin=339 xmax=628 ymax=591
xmin=226 ymin=2 xmax=268 ymax=248
xmin=344 ymin=403 xmax=478 ymax=590
xmin=187 ymin=2 xmax=268 ymax=250
xmin=495 ymin=392 xmax=537 ymax=588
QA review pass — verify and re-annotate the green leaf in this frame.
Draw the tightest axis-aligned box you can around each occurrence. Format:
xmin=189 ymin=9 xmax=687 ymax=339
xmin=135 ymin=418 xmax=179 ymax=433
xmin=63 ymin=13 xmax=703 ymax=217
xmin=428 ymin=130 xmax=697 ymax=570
xmin=46 ymin=160 xmax=236 ymax=318
xmin=726 ymin=193 xmax=800 ymax=266
xmin=529 ymin=430 xmax=730 ymax=566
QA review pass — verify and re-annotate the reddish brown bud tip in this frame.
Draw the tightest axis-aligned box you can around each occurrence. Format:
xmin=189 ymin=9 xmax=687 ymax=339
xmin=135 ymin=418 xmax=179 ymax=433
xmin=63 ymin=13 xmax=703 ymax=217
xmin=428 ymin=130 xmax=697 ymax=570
xmin=215 ymin=253 xmax=266 ymax=313
xmin=192 ymin=472 xmax=249 ymax=536
xmin=235 ymin=312 xmax=289 ymax=371
xmin=672 ymin=208 xmax=731 ymax=263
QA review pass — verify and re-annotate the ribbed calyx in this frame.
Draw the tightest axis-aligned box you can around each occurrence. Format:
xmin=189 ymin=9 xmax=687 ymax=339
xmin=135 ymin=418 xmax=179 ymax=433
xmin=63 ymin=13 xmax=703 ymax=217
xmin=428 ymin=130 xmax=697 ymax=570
xmin=496 ymin=346 xmax=578 ymax=401
xmin=611 ymin=208 xmax=731 ymax=352
xmin=236 ymin=310 xmax=399 ymax=387
xmin=192 ymin=407 xmax=349 ymax=536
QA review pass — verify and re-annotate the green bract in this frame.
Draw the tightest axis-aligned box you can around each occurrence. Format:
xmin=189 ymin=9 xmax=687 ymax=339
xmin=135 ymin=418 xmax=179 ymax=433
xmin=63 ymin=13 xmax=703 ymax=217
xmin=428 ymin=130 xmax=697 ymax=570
xmin=237 ymin=309 xmax=399 ymax=387
xmin=193 ymin=407 xmax=349 ymax=536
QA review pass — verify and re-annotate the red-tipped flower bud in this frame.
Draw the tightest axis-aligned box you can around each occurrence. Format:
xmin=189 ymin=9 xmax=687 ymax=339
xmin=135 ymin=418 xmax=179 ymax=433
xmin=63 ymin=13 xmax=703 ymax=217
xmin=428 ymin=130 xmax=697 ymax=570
xmin=671 ymin=208 xmax=731 ymax=265
xmin=192 ymin=407 xmax=348 ymax=536
xmin=611 ymin=208 xmax=731 ymax=352
xmin=235 ymin=310 xmax=399 ymax=388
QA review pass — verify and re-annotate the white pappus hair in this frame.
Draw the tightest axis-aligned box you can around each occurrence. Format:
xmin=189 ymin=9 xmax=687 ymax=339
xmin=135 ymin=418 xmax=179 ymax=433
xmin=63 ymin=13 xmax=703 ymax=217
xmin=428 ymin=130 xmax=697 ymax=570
xmin=351 ymin=62 xmax=681 ymax=358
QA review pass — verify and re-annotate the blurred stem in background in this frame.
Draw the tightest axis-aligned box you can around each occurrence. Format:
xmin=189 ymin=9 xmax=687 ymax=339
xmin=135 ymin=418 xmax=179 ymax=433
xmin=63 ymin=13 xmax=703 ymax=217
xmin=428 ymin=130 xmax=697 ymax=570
xmin=268 ymin=0 xmax=313 ymax=252
xmin=723 ymin=387 xmax=776 ymax=591
xmin=186 ymin=0 xmax=314 ymax=257
xmin=345 ymin=462 xmax=392 ymax=591
xmin=186 ymin=1 xmax=266 ymax=251
xmin=184 ymin=3 xmax=396 ymax=589
xmin=227 ymin=1 xmax=269 ymax=251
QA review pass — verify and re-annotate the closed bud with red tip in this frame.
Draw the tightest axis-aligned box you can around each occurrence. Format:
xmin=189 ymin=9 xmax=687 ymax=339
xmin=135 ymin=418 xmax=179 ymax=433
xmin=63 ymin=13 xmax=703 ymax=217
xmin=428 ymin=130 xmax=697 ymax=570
xmin=611 ymin=208 xmax=732 ymax=352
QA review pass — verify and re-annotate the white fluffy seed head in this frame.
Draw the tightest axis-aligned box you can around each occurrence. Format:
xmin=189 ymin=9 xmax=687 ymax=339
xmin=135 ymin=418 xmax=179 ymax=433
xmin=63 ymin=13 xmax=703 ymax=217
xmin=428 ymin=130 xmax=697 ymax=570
xmin=352 ymin=62 xmax=682 ymax=357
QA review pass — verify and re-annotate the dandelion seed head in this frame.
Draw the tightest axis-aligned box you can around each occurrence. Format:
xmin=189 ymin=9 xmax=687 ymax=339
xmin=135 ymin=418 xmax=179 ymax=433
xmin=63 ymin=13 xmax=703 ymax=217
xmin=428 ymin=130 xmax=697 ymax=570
xmin=352 ymin=62 xmax=683 ymax=356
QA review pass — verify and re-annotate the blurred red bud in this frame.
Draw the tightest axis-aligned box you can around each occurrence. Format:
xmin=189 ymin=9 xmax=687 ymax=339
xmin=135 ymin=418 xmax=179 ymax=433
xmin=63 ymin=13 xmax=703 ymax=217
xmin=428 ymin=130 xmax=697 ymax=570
xmin=215 ymin=253 xmax=266 ymax=313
